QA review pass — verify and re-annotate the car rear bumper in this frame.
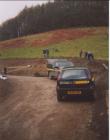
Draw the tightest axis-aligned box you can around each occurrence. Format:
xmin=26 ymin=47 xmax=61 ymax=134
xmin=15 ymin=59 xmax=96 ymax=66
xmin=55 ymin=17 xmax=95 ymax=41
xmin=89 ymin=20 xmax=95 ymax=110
xmin=57 ymin=86 xmax=95 ymax=96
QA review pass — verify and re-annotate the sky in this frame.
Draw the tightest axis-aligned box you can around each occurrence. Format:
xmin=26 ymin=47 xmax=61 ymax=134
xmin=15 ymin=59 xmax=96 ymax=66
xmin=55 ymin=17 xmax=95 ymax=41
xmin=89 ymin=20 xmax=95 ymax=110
xmin=0 ymin=0 xmax=52 ymax=25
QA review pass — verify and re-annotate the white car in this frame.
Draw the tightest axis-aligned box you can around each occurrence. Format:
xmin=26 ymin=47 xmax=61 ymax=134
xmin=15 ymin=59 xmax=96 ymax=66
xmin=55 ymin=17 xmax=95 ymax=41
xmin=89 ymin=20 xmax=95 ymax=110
xmin=0 ymin=75 xmax=7 ymax=80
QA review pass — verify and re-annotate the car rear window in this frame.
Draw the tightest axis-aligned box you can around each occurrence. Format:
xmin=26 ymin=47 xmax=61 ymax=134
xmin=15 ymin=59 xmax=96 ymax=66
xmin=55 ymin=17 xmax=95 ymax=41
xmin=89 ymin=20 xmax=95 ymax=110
xmin=62 ymin=69 xmax=89 ymax=79
xmin=55 ymin=61 xmax=73 ymax=67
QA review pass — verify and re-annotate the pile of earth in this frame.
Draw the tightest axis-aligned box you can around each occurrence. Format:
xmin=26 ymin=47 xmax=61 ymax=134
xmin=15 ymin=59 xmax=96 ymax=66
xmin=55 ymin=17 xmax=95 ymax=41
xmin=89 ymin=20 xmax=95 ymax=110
xmin=0 ymin=58 xmax=108 ymax=78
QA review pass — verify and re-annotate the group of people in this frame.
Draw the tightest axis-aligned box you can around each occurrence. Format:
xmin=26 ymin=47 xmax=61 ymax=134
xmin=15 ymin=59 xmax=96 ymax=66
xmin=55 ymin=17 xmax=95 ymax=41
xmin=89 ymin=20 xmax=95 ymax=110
xmin=42 ymin=48 xmax=94 ymax=61
xmin=80 ymin=50 xmax=94 ymax=62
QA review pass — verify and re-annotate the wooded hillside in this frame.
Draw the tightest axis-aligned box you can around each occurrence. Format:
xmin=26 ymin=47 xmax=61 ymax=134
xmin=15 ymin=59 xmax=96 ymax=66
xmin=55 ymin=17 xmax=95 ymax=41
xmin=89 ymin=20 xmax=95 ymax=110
xmin=0 ymin=1 xmax=108 ymax=41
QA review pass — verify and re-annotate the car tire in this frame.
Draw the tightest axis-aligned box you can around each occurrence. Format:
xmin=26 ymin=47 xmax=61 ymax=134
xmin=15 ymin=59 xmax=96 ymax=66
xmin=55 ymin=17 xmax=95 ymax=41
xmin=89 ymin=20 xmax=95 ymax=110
xmin=57 ymin=92 xmax=63 ymax=101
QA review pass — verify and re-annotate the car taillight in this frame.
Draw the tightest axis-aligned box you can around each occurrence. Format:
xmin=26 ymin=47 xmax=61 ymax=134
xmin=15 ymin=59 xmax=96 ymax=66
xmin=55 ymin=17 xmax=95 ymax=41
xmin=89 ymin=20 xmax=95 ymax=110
xmin=74 ymin=80 xmax=90 ymax=84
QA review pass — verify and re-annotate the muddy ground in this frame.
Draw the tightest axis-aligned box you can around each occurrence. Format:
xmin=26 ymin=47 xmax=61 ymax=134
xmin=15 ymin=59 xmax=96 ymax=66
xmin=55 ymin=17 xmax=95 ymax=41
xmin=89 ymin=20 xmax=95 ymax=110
xmin=0 ymin=58 xmax=108 ymax=140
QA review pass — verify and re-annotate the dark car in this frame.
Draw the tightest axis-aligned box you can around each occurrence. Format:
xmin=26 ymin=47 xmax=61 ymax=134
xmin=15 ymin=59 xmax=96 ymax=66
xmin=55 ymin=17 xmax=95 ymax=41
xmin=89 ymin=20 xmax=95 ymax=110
xmin=56 ymin=67 xmax=95 ymax=101
xmin=47 ymin=59 xmax=74 ymax=79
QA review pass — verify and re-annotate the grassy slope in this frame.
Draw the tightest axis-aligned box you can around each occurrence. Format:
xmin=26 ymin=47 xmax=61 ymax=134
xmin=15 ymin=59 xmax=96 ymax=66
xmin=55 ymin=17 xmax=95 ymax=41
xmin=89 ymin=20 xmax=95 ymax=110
xmin=0 ymin=27 xmax=108 ymax=60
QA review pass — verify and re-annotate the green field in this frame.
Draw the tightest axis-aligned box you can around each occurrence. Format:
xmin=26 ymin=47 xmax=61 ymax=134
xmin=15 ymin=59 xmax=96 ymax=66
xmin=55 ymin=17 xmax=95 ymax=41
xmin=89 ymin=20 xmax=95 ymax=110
xmin=0 ymin=27 xmax=108 ymax=60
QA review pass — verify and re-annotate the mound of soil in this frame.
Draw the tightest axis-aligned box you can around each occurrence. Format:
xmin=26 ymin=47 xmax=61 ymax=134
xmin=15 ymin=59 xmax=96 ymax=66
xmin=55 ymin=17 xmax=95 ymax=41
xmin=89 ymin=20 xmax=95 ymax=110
xmin=0 ymin=39 xmax=26 ymax=49
xmin=32 ymin=28 xmax=95 ymax=47
xmin=0 ymin=28 xmax=96 ymax=49
xmin=0 ymin=58 xmax=108 ymax=78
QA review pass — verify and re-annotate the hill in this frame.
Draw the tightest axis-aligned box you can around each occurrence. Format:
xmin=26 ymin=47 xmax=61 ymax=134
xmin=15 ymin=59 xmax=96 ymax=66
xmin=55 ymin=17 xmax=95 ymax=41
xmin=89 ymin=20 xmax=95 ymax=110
xmin=0 ymin=1 xmax=108 ymax=41
xmin=0 ymin=27 xmax=108 ymax=60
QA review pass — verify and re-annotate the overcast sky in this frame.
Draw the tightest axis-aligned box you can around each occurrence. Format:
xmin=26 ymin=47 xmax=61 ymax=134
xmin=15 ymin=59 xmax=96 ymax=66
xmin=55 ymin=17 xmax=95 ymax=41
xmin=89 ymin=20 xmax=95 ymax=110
xmin=0 ymin=0 xmax=51 ymax=25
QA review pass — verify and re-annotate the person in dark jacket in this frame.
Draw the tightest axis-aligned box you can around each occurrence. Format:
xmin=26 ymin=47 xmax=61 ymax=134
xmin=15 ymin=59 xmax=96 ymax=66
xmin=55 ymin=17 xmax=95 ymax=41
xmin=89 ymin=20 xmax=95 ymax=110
xmin=87 ymin=52 xmax=94 ymax=62
xmin=46 ymin=48 xmax=49 ymax=58
xmin=85 ymin=51 xmax=88 ymax=59
xmin=79 ymin=50 xmax=83 ymax=58
xmin=43 ymin=49 xmax=46 ymax=58
xmin=3 ymin=67 xmax=7 ymax=75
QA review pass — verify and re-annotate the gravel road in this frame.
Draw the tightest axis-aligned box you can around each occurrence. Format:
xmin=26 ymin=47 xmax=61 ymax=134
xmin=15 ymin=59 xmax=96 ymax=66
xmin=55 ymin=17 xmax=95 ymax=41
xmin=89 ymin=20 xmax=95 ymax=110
xmin=0 ymin=76 xmax=97 ymax=140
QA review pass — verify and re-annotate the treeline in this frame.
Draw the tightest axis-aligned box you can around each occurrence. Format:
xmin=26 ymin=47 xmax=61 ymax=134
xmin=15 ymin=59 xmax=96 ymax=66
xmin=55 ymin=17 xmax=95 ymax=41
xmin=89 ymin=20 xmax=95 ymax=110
xmin=0 ymin=0 xmax=108 ymax=41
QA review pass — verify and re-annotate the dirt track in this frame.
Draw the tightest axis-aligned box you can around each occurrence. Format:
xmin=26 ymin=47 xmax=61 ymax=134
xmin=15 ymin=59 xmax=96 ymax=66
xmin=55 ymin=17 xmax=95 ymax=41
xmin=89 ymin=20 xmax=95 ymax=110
xmin=0 ymin=58 xmax=108 ymax=140
xmin=0 ymin=76 xmax=98 ymax=140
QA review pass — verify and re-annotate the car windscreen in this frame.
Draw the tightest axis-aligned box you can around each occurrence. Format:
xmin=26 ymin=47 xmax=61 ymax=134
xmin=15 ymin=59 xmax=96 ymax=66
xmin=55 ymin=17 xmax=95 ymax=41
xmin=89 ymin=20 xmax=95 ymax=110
xmin=62 ymin=69 xmax=89 ymax=79
xmin=55 ymin=61 xmax=73 ymax=67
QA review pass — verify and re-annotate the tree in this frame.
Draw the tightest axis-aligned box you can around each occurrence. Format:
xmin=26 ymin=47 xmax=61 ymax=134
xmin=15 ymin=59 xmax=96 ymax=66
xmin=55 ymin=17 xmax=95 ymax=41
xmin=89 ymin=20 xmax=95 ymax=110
xmin=0 ymin=1 xmax=108 ymax=41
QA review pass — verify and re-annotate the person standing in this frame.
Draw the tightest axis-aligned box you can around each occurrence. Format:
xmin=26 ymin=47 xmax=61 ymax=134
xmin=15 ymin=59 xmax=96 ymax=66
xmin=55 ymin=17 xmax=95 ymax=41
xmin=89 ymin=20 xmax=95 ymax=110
xmin=79 ymin=50 xmax=83 ymax=58
xmin=43 ymin=49 xmax=46 ymax=58
xmin=3 ymin=67 xmax=7 ymax=75
xmin=88 ymin=52 xmax=94 ymax=62
xmin=85 ymin=51 xmax=88 ymax=59
xmin=46 ymin=48 xmax=49 ymax=58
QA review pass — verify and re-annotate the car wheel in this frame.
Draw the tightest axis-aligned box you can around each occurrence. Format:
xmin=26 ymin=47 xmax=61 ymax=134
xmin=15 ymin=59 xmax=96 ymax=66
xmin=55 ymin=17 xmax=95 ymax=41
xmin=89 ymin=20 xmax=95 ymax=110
xmin=57 ymin=92 xmax=63 ymax=101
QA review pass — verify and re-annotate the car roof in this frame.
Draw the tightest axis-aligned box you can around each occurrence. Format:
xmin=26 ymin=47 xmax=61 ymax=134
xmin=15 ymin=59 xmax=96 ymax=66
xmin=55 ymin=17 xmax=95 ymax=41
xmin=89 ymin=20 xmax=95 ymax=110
xmin=47 ymin=59 xmax=67 ymax=64
xmin=62 ymin=67 xmax=89 ymax=71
